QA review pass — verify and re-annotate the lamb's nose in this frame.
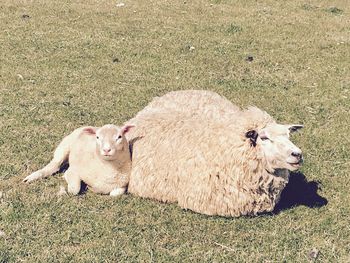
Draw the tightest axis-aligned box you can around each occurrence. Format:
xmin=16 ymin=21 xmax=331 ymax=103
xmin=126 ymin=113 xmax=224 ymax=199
xmin=103 ymin=148 xmax=111 ymax=154
xmin=291 ymin=151 xmax=302 ymax=159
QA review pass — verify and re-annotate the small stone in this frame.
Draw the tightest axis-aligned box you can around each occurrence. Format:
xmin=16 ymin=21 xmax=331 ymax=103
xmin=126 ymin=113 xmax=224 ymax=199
xmin=308 ymin=248 xmax=319 ymax=260
xmin=116 ymin=3 xmax=125 ymax=7
xmin=246 ymin=56 xmax=254 ymax=62
xmin=189 ymin=46 xmax=195 ymax=51
xmin=112 ymin=58 xmax=120 ymax=63
xmin=22 ymin=14 xmax=30 ymax=19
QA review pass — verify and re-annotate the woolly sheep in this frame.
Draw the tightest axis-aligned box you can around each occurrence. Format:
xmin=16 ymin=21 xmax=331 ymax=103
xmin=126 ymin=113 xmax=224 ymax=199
xmin=136 ymin=90 xmax=240 ymax=120
xmin=24 ymin=124 xmax=134 ymax=196
xmin=127 ymin=90 xmax=303 ymax=217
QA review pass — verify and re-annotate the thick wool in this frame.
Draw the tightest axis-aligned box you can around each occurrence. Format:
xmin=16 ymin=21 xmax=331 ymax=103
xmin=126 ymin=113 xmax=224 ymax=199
xmin=137 ymin=90 xmax=240 ymax=120
xmin=127 ymin=90 xmax=290 ymax=217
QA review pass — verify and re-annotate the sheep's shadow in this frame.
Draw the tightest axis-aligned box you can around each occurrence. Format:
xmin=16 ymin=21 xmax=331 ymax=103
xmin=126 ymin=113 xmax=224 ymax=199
xmin=129 ymin=136 xmax=144 ymax=160
xmin=272 ymin=171 xmax=328 ymax=214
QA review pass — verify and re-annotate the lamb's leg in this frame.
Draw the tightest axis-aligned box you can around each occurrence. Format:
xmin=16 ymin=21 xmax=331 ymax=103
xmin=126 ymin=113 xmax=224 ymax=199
xmin=24 ymin=132 xmax=74 ymax=183
xmin=64 ymin=169 xmax=81 ymax=195
xmin=110 ymin=187 xmax=126 ymax=197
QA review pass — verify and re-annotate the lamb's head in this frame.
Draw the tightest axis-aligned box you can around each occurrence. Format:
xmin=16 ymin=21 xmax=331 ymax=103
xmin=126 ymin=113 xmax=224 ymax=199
xmin=83 ymin=124 xmax=135 ymax=161
xmin=246 ymin=123 xmax=303 ymax=171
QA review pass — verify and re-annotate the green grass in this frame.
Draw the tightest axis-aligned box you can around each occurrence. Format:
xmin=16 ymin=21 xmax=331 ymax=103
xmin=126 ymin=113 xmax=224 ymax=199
xmin=0 ymin=0 xmax=349 ymax=261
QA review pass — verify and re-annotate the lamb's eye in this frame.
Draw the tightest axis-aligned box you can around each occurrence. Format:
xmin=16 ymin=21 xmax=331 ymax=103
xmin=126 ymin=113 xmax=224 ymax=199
xmin=116 ymin=135 xmax=122 ymax=141
xmin=260 ymin=136 xmax=269 ymax=141
xmin=96 ymin=136 xmax=99 ymax=140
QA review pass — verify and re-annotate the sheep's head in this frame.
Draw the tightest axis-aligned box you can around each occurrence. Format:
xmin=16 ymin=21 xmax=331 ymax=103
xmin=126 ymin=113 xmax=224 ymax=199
xmin=83 ymin=124 xmax=135 ymax=161
xmin=246 ymin=124 xmax=303 ymax=171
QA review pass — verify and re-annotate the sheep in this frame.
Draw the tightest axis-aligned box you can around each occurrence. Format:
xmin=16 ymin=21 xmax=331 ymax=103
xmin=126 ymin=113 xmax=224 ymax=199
xmin=24 ymin=124 xmax=134 ymax=196
xmin=126 ymin=90 xmax=304 ymax=217
xmin=136 ymin=90 xmax=240 ymax=120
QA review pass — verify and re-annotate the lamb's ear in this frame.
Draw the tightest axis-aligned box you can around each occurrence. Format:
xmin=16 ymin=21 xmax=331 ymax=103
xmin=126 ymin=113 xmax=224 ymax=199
xmin=120 ymin=124 xmax=135 ymax=135
xmin=245 ymin=130 xmax=258 ymax=147
xmin=288 ymin=124 xmax=303 ymax=133
xmin=83 ymin=127 xmax=97 ymax=135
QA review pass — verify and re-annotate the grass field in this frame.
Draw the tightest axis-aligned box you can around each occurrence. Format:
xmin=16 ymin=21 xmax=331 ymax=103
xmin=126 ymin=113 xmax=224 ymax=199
xmin=0 ymin=0 xmax=349 ymax=261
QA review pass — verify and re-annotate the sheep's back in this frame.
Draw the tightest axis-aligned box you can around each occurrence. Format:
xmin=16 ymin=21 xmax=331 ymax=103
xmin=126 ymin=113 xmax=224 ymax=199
xmin=134 ymin=90 xmax=240 ymax=122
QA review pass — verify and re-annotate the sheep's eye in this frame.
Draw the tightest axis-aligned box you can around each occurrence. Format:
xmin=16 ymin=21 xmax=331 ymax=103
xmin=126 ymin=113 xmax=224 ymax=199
xmin=260 ymin=136 xmax=269 ymax=141
xmin=116 ymin=135 xmax=122 ymax=141
xmin=96 ymin=136 xmax=99 ymax=140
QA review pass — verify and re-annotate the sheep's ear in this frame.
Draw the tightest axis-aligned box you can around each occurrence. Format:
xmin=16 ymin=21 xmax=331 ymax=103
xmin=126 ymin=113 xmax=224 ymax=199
xmin=120 ymin=124 xmax=135 ymax=135
xmin=245 ymin=130 xmax=258 ymax=147
xmin=288 ymin=124 xmax=303 ymax=133
xmin=83 ymin=127 xmax=97 ymax=135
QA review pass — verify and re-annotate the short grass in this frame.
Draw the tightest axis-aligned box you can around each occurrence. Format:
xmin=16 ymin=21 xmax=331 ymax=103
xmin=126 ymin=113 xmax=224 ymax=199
xmin=0 ymin=0 xmax=349 ymax=262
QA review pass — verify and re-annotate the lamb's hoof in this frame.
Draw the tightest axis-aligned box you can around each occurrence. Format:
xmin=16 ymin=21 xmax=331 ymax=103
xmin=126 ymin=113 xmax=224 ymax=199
xmin=67 ymin=185 xmax=80 ymax=195
xmin=23 ymin=171 xmax=43 ymax=183
xmin=110 ymin=187 xmax=126 ymax=197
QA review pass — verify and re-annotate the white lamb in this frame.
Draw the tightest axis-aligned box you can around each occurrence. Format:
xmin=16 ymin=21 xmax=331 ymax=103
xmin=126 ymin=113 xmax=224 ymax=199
xmin=24 ymin=124 xmax=134 ymax=196
xmin=126 ymin=90 xmax=304 ymax=217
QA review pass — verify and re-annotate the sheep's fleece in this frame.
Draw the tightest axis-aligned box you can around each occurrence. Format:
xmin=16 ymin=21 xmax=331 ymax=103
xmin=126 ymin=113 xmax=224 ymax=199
xmin=127 ymin=90 xmax=301 ymax=217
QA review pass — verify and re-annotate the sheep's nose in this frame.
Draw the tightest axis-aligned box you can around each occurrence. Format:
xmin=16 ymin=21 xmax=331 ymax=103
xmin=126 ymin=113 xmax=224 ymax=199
xmin=291 ymin=151 xmax=302 ymax=160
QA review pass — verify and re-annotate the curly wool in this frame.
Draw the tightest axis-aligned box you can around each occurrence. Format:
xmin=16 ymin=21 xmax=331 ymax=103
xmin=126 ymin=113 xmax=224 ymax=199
xmin=127 ymin=90 xmax=289 ymax=217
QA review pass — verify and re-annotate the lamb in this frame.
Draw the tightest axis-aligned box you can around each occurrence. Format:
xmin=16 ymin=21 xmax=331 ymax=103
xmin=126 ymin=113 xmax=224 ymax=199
xmin=127 ymin=90 xmax=304 ymax=217
xmin=24 ymin=124 xmax=134 ymax=196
